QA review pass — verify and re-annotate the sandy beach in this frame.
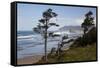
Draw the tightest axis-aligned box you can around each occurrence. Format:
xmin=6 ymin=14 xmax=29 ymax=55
xmin=17 ymin=55 xmax=43 ymax=65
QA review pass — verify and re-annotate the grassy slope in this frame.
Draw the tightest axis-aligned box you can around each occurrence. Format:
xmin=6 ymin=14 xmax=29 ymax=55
xmin=37 ymin=43 xmax=97 ymax=64
xmin=58 ymin=43 xmax=97 ymax=62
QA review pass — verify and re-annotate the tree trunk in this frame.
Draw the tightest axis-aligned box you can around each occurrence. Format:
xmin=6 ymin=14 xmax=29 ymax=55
xmin=57 ymin=43 xmax=59 ymax=57
xmin=44 ymin=19 xmax=48 ymax=62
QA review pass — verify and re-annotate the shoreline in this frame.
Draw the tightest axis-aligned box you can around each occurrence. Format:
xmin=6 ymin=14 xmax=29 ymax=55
xmin=17 ymin=39 xmax=75 ymax=65
xmin=17 ymin=55 xmax=43 ymax=65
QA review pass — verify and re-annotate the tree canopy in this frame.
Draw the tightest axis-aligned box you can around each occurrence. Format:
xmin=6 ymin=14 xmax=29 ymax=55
xmin=81 ymin=11 xmax=94 ymax=34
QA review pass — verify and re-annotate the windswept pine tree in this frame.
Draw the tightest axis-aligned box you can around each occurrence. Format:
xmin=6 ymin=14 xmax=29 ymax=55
xmin=81 ymin=11 xmax=94 ymax=34
xmin=33 ymin=8 xmax=59 ymax=62
xmin=74 ymin=11 xmax=96 ymax=47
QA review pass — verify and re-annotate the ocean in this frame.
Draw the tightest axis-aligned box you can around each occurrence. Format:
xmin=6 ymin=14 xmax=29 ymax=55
xmin=17 ymin=30 xmax=83 ymax=59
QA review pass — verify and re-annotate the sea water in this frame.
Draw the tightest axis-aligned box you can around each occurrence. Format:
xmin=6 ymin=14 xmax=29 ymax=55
xmin=17 ymin=30 xmax=83 ymax=59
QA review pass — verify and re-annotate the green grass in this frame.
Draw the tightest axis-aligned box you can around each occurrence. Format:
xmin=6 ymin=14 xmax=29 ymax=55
xmin=36 ymin=43 xmax=97 ymax=64
xmin=59 ymin=43 xmax=96 ymax=62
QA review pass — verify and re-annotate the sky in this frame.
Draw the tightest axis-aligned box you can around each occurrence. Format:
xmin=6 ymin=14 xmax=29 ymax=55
xmin=17 ymin=3 xmax=96 ymax=31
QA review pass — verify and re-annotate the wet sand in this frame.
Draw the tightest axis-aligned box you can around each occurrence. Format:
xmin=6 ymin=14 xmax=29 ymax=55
xmin=17 ymin=55 xmax=43 ymax=65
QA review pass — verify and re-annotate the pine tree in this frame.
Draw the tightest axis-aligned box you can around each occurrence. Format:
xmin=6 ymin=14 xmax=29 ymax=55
xmin=33 ymin=8 xmax=59 ymax=62
xmin=81 ymin=11 xmax=94 ymax=34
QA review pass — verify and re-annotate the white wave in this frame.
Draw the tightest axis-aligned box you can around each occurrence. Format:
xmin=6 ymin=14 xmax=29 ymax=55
xmin=17 ymin=34 xmax=44 ymax=43
xmin=54 ymin=31 xmax=70 ymax=35
xmin=18 ymin=35 xmax=34 ymax=39
xmin=18 ymin=34 xmax=42 ymax=39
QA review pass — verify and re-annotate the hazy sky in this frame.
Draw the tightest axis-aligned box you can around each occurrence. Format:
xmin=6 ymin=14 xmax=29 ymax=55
xmin=17 ymin=3 xmax=96 ymax=31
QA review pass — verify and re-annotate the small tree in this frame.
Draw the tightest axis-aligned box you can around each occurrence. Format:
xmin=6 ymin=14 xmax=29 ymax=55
xmin=80 ymin=11 xmax=95 ymax=46
xmin=34 ymin=8 xmax=59 ymax=62
xmin=81 ymin=11 xmax=94 ymax=34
